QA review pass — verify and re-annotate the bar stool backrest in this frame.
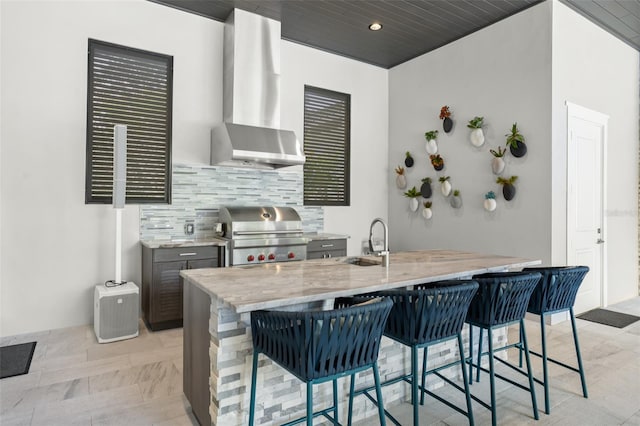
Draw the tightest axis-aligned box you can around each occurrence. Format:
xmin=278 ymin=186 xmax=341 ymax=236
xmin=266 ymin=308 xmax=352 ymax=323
xmin=377 ymin=281 xmax=479 ymax=346
xmin=251 ymin=298 xmax=393 ymax=382
xmin=468 ymin=272 xmax=542 ymax=327
xmin=522 ymin=266 xmax=590 ymax=314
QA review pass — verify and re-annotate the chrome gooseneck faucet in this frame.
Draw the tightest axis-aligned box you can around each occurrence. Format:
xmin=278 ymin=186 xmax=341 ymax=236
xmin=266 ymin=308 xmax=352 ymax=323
xmin=369 ymin=218 xmax=389 ymax=268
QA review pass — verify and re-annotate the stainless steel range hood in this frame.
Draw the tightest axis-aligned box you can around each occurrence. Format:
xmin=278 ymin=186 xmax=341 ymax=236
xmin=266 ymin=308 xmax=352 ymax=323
xmin=211 ymin=9 xmax=305 ymax=169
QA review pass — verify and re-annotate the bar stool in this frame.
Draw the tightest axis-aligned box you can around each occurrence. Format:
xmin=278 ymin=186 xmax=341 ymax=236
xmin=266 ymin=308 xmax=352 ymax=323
xmin=467 ymin=271 xmax=541 ymax=426
xmin=351 ymin=281 xmax=479 ymax=426
xmin=248 ymin=297 xmax=393 ymax=426
xmin=521 ymin=265 xmax=590 ymax=414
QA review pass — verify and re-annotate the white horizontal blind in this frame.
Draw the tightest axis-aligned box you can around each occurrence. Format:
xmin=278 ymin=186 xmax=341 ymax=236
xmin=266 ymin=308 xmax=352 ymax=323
xmin=303 ymin=86 xmax=350 ymax=206
xmin=86 ymin=39 xmax=173 ymax=204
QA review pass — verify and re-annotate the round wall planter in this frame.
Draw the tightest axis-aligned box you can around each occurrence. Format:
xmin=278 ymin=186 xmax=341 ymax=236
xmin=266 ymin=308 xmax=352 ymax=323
xmin=509 ymin=141 xmax=527 ymax=158
xmin=425 ymin=139 xmax=438 ymax=154
xmin=470 ymin=128 xmax=485 ymax=147
xmin=484 ymin=198 xmax=497 ymax=212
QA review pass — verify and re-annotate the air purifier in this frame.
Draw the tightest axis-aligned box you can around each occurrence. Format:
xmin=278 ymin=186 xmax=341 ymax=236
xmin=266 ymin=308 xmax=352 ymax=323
xmin=94 ymin=282 xmax=139 ymax=343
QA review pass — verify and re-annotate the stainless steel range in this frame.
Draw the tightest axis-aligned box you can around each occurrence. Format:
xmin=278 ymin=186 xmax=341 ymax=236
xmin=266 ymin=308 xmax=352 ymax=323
xmin=219 ymin=206 xmax=307 ymax=266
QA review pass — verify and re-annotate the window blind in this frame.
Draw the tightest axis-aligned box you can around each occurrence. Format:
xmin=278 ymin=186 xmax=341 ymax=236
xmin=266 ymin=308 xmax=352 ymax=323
xmin=303 ymin=86 xmax=350 ymax=206
xmin=86 ymin=39 xmax=173 ymax=204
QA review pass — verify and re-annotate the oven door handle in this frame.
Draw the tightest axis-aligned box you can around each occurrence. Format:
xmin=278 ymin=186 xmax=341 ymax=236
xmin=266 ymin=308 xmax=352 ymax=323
xmin=233 ymin=230 xmax=303 ymax=236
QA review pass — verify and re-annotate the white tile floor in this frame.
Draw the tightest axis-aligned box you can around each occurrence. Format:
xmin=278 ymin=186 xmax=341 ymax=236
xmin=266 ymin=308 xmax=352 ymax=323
xmin=1 ymin=298 xmax=639 ymax=426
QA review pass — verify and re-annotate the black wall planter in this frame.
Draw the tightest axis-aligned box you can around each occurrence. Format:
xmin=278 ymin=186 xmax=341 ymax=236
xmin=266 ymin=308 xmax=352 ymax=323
xmin=443 ymin=117 xmax=453 ymax=133
xmin=503 ymin=183 xmax=516 ymax=201
xmin=509 ymin=141 xmax=527 ymax=158
xmin=420 ymin=180 xmax=432 ymax=198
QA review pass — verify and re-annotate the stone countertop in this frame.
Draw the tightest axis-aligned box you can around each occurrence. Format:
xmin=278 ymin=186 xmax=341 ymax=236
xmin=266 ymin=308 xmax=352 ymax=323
xmin=180 ymin=249 xmax=540 ymax=313
xmin=303 ymin=232 xmax=350 ymax=241
xmin=140 ymin=238 xmax=228 ymax=249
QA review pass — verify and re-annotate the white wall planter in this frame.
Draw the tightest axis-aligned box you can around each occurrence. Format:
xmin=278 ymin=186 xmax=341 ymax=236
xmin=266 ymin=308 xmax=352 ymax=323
xmin=409 ymin=197 xmax=419 ymax=211
xmin=422 ymin=207 xmax=433 ymax=219
xmin=470 ymin=128 xmax=485 ymax=147
xmin=440 ymin=179 xmax=452 ymax=196
xmin=484 ymin=198 xmax=497 ymax=212
xmin=492 ymin=157 xmax=505 ymax=175
xmin=425 ymin=139 xmax=438 ymax=154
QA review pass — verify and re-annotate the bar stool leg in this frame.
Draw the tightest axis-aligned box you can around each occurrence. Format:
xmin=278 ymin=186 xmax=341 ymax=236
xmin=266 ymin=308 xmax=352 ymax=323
xmin=420 ymin=346 xmax=429 ymax=405
xmin=249 ymin=349 xmax=259 ymax=426
xmin=333 ymin=379 xmax=339 ymax=424
xmin=476 ymin=328 xmax=484 ymax=382
xmin=521 ymin=319 xmax=539 ymax=420
xmin=457 ymin=334 xmax=475 ymax=426
xmin=468 ymin=325 xmax=474 ymax=384
xmin=411 ymin=346 xmax=419 ymax=426
xmin=540 ymin=313 xmax=550 ymax=414
xmin=518 ymin=325 xmax=524 ymax=368
xmin=306 ymin=382 xmax=313 ymax=426
xmin=570 ymin=307 xmax=588 ymax=398
xmin=487 ymin=328 xmax=497 ymax=426
xmin=372 ymin=361 xmax=387 ymax=426
xmin=347 ymin=374 xmax=355 ymax=426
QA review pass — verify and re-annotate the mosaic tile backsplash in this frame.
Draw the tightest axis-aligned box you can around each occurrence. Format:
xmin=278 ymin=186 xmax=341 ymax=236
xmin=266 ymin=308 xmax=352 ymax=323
xmin=140 ymin=164 xmax=323 ymax=241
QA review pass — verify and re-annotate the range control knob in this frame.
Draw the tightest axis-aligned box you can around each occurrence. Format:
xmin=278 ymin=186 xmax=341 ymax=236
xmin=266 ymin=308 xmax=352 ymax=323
xmin=247 ymin=255 xmax=255 ymax=262
xmin=268 ymin=253 xmax=276 ymax=260
xmin=288 ymin=252 xmax=295 ymax=259
xmin=258 ymin=254 xmax=266 ymax=261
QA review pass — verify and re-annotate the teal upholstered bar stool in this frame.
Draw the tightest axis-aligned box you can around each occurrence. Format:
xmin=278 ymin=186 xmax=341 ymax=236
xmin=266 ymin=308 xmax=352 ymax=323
xmin=248 ymin=297 xmax=393 ymax=426
xmin=520 ymin=265 xmax=590 ymax=414
xmin=467 ymin=271 xmax=541 ymax=426
xmin=350 ymin=281 xmax=479 ymax=426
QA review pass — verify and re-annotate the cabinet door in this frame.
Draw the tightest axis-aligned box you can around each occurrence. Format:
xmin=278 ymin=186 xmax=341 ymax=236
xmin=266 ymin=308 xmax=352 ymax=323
xmin=151 ymin=260 xmax=186 ymax=323
xmin=187 ymin=258 xmax=218 ymax=270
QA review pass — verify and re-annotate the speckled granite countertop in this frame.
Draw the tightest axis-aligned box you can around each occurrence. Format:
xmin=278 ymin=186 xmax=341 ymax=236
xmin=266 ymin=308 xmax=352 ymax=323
xmin=303 ymin=232 xmax=350 ymax=241
xmin=181 ymin=249 xmax=539 ymax=313
xmin=140 ymin=238 xmax=228 ymax=249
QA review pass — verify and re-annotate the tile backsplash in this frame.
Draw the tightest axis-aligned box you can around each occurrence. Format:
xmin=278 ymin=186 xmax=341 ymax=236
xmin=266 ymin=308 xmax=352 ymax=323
xmin=140 ymin=163 xmax=323 ymax=241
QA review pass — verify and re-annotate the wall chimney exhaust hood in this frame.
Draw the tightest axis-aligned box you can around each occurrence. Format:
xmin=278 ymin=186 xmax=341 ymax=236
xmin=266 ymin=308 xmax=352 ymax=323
xmin=211 ymin=9 xmax=305 ymax=169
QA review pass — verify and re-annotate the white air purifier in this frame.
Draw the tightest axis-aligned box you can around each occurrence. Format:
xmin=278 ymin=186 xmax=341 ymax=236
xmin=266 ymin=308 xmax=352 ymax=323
xmin=94 ymin=282 xmax=139 ymax=343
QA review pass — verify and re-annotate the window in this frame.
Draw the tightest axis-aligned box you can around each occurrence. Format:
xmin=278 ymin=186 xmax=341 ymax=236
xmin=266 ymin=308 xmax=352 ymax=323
xmin=303 ymin=86 xmax=350 ymax=206
xmin=86 ymin=39 xmax=173 ymax=204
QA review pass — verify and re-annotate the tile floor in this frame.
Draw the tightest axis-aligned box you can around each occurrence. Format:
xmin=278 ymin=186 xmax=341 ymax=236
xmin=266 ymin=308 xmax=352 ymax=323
xmin=1 ymin=298 xmax=638 ymax=426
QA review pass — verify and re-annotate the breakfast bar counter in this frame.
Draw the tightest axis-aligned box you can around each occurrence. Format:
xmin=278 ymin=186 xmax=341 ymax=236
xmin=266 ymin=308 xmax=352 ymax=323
xmin=181 ymin=250 xmax=540 ymax=425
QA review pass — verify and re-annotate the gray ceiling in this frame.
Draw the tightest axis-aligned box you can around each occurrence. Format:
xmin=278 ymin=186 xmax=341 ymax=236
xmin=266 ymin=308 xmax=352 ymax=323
xmin=151 ymin=0 xmax=640 ymax=69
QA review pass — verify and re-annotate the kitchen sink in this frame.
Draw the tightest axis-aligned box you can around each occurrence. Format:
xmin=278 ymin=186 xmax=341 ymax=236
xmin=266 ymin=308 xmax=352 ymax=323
xmin=344 ymin=256 xmax=381 ymax=267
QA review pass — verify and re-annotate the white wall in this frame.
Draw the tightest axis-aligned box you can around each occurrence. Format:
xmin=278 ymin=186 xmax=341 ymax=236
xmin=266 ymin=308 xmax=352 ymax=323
xmin=551 ymin=1 xmax=639 ymax=304
xmin=0 ymin=0 xmax=222 ymax=337
xmin=0 ymin=0 xmax=389 ymax=336
xmin=281 ymin=41 xmax=389 ymax=255
xmin=388 ymin=2 xmax=553 ymax=261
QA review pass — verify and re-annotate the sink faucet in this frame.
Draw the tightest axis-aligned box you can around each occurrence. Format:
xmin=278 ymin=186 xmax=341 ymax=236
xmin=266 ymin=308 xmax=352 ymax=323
xmin=369 ymin=218 xmax=389 ymax=268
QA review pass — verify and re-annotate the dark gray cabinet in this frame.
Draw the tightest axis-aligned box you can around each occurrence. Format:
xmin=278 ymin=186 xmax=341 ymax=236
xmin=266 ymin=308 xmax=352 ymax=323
xmin=307 ymin=238 xmax=347 ymax=259
xmin=142 ymin=245 xmax=220 ymax=331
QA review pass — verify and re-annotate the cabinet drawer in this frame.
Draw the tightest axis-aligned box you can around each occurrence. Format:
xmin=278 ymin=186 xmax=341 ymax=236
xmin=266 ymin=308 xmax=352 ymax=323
xmin=307 ymin=239 xmax=347 ymax=253
xmin=154 ymin=246 xmax=218 ymax=262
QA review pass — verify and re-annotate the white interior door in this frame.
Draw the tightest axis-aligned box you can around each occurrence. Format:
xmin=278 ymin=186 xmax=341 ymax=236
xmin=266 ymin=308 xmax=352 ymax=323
xmin=567 ymin=102 xmax=607 ymax=314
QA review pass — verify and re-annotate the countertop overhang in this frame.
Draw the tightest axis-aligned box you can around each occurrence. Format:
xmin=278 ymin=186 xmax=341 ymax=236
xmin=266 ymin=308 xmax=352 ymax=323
xmin=180 ymin=249 xmax=540 ymax=313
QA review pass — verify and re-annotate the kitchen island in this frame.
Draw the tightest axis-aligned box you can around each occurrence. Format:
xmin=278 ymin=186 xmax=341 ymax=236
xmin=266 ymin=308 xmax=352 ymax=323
xmin=181 ymin=250 xmax=540 ymax=425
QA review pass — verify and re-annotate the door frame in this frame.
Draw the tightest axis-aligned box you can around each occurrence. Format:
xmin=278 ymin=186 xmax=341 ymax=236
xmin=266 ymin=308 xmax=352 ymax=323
xmin=566 ymin=101 xmax=608 ymax=308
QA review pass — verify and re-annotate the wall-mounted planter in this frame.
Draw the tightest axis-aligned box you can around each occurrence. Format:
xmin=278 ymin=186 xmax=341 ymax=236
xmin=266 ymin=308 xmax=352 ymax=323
xmin=489 ymin=147 xmax=506 ymax=175
xmin=404 ymin=151 xmax=414 ymax=168
xmin=404 ymin=186 xmax=421 ymax=211
xmin=484 ymin=191 xmax=497 ymax=212
xmin=506 ymin=123 xmax=527 ymax=158
xmin=497 ymin=176 xmax=518 ymax=201
xmin=440 ymin=106 xmax=453 ymax=133
xmin=424 ymin=130 xmax=439 ymax=154
xmin=467 ymin=116 xmax=485 ymax=147
xmin=395 ymin=166 xmax=407 ymax=189
xmin=430 ymin=154 xmax=444 ymax=171
xmin=439 ymin=176 xmax=452 ymax=197
xmin=420 ymin=177 xmax=432 ymax=198
xmin=422 ymin=201 xmax=433 ymax=219
xmin=450 ymin=190 xmax=462 ymax=208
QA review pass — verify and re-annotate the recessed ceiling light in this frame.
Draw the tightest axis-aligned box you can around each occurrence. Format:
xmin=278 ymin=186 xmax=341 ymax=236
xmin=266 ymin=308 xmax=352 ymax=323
xmin=368 ymin=22 xmax=383 ymax=31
